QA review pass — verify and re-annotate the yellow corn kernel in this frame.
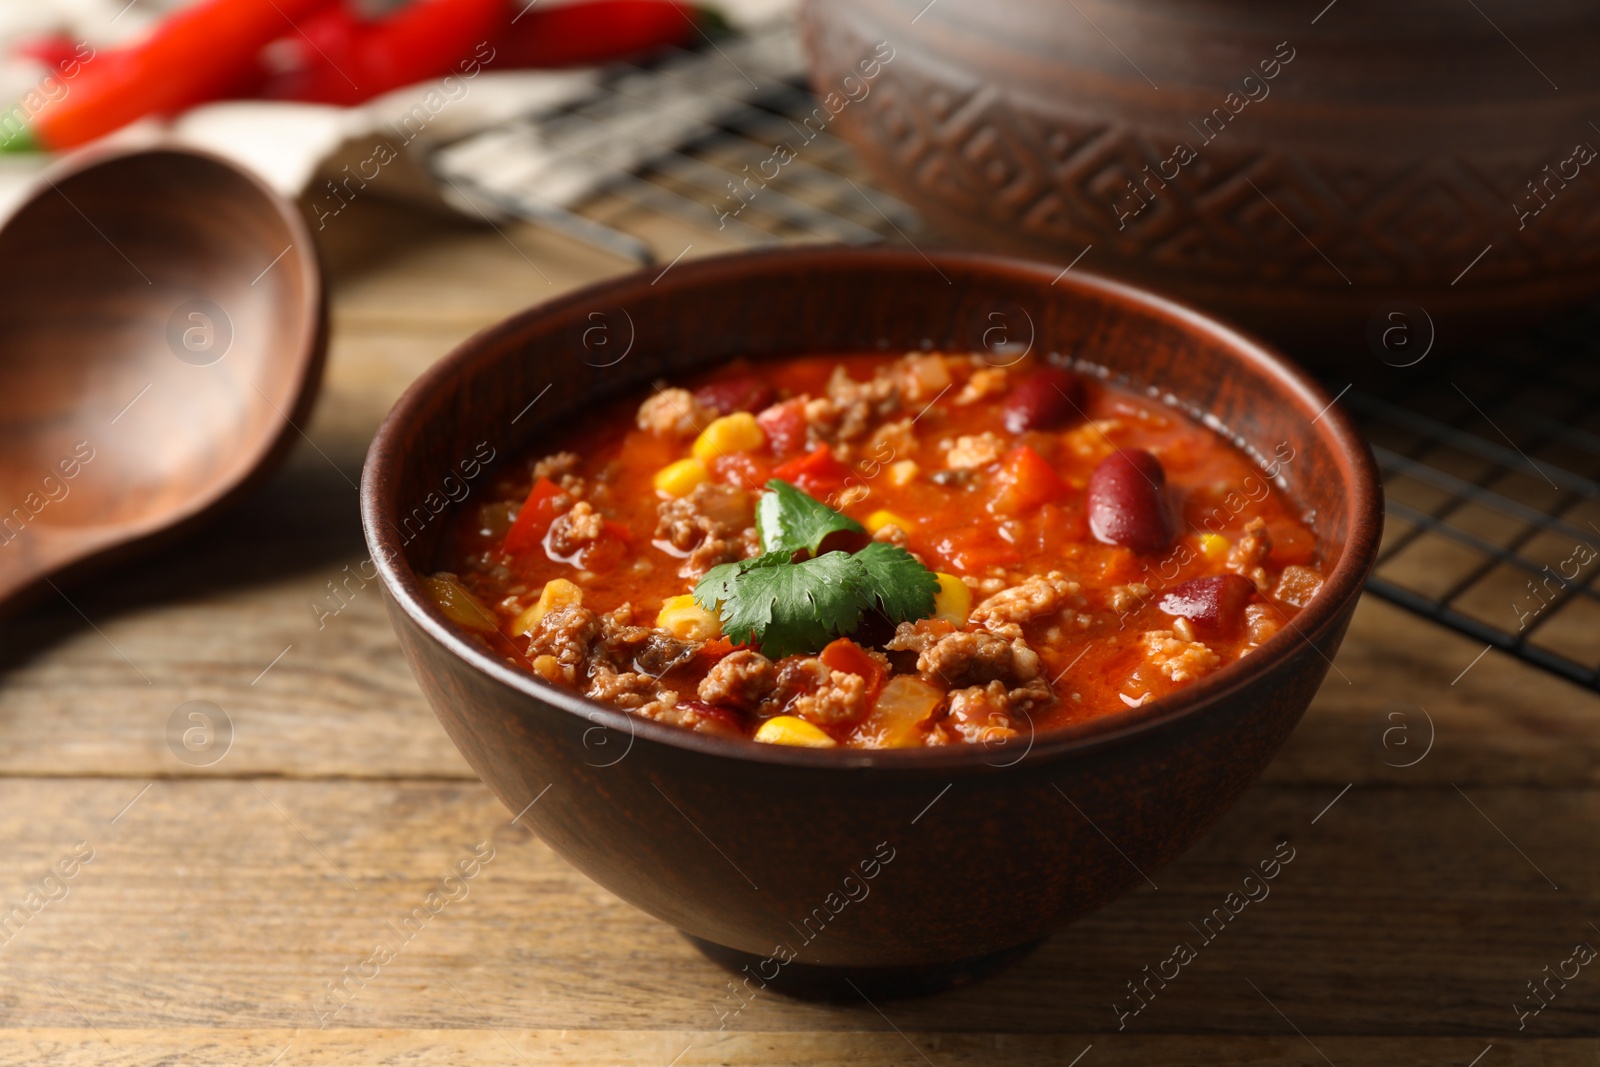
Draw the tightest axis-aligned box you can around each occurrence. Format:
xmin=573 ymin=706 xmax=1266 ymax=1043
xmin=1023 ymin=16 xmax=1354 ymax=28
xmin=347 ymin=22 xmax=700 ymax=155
xmin=653 ymin=456 xmax=709 ymax=497
xmin=1199 ymin=532 xmax=1230 ymax=564
xmin=656 ymin=594 xmax=722 ymax=641
xmin=753 ymin=716 xmax=838 ymax=748
xmin=422 ymin=575 xmax=499 ymax=633
xmin=932 ymin=572 xmax=972 ymax=627
xmin=886 ymin=460 xmax=920 ymax=487
xmin=865 ymin=509 xmax=911 ymax=535
xmin=509 ymin=577 xmax=584 ymax=636
xmin=692 ymin=412 xmax=766 ymax=463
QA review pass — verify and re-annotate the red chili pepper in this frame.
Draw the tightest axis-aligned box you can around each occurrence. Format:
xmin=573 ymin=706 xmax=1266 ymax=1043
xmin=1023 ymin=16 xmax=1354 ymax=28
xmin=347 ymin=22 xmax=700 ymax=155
xmin=2 ymin=0 xmax=330 ymax=153
xmin=485 ymin=0 xmax=714 ymax=69
xmin=503 ymin=477 xmax=565 ymax=554
xmin=259 ymin=0 xmax=509 ymax=106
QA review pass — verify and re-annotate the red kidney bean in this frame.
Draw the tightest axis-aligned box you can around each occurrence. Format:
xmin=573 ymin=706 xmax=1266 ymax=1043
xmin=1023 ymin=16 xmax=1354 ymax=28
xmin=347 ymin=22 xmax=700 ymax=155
xmin=1086 ymin=448 xmax=1177 ymax=554
xmin=1003 ymin=366 xmax=1085 ymax=433
xmin=695 ymin=377 xmax=776 ymax=415
xmin=1158 ymin=574 xmax=1256 ymax=636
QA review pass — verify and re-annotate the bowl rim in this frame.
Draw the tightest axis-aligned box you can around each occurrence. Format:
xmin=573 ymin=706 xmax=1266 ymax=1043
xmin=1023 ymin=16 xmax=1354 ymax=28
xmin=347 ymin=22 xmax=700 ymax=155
xmin=361 ymin=245 xmax=1383 ymax=771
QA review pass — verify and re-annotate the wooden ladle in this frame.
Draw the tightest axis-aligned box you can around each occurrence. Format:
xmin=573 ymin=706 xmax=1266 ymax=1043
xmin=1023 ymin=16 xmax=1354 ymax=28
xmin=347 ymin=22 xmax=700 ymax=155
xmin=0 ymin=146 xmax=326 ymax=609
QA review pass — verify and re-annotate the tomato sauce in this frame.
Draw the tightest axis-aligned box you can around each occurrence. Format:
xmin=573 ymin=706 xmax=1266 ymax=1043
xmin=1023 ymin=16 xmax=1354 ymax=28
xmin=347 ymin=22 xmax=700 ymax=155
xmin=429 ymin=352 xmax=1325 ymax=749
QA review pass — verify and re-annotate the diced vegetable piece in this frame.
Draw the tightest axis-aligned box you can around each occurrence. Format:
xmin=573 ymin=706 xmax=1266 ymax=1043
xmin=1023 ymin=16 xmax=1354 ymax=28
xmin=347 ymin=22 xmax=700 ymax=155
xmin=509 ymin=577 xmax=584 ymax=636
xmin=1266 ymin=519 xmax=1317 ymax=567
xmin=1198 ymin=532 xmax=1231 ymax=563
xmin=654 ymin=457 xmax=710 ymax=497
xmin=991 ymin=445 xmax=1068 ymax=515
xmin=1003 ymin=366 xmax=1085 ymax=433
xmin=887 ymin=460 xmax=919 ymax=486
xmin=861 ymin=675 xmax=942 ymax=748
xmin=754 ymin=715 xmax=837 ymax=747
xmin=1086 ymin=448 xmax=1177 ymax=555
xmin=819 ymin=638 xmax=885 ymax=704
xmin=904 ymin=354 xmax=952 ymax=395
xmin=1158 ymin=574 xmax=1255 ymax=636
xmin=657 ymin=594 xmax=723 ymax=641
xmin=931 ymin=527 xmax=1021 ymax=572
xmin=503 ymin=477 xmax=565 ymax=554
xmin=756 ymin=399 xmax=808 ymax=457
xmin=932 ymin=572 xmax=972 ymax=627
xmin=694 ymin=377 xmax=776 ymax=416
xmin=1274 ymin=564 xmax=1324 ymax=608
xmin=865 ymin=509 xmax=911 ymax=534
xmin=692 ymin=412 xmax=766 ymax=463
xmin=423 ymin=575 xmax=499 ymax=633
xmin=771 ymin=445 xmax=850 ymax=496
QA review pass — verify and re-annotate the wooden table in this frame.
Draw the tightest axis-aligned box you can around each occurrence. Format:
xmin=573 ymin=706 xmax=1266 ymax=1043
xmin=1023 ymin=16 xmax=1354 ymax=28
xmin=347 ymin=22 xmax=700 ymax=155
xmin=3 ymin=196 xmax=1598 ymax=1066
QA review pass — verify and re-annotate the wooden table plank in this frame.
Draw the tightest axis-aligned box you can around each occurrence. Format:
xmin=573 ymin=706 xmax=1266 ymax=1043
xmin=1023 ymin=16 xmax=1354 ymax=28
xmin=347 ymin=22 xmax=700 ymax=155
xmin=0 ymin=778 xmax=1594 ymax=1036
xmin=3 ymin=1031 xmax=1590 ymax=1067
xmin=2 ymin=194 xmax=1598 ymax=1064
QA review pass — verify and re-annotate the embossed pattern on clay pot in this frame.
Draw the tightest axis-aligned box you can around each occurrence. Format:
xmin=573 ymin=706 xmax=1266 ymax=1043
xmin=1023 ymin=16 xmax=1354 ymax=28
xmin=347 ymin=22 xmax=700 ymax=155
xmin=800 ymin=0 xmax=1600 ymax=349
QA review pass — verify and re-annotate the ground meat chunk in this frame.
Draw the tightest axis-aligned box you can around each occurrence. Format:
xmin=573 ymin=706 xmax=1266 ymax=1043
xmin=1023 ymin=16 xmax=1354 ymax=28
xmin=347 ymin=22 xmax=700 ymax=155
xmin=1140 ymin=630 xmax=1221 ymax=682
xmin=586 ymin=664 xmax=678 ymax=718
xmin=654 ymin=483 xmax=755 ymax=579
xmin=945 ymin=676 xmax=1053 ymax=742
xmin=955 ymin=366 xmax=1007 ymax=405
xmin=869 ymin=417 xmax=917 ymax=459
xmin=637 ymin=387 xmax=715 ymax=437
xmin=789 ymin=670 xmax=869 ymax=726
xmin=752 ymin=656 xmax=832 ymax=718
xmin=800 ymin=365 xmax=901 ymax=444
xmin=889 ymin=622 xmax=1043 ymax=689
xmin=698 ymin=649 xmax=778 ymax=711
xmin=872 ymin=523 xmax=911 ymax=548
xmin=1106 ymin=583 xmax=1152 ymax=616
xmin=946 ymin=432 xmax=1003 ymax=469
xmin=547 ymin=501 xmax=606 ymax=558
xmin=526 ymin=606 xmax=601 ymax=684
xmin=1228 ymin=517 xmax=1272 ymax=588
xmin=970 ymin=572 xmax=1083 ymax=637
xmin=532 ymin=451 xmax=581 ymax=481
xmin=594 ymin=604 xmax=698 ymax=676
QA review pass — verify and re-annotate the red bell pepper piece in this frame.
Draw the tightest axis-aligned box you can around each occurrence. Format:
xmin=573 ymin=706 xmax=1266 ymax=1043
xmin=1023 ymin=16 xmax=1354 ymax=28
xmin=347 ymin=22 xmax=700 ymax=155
xmin=819 ymin=638 xmax=885 ymax=705
xmin=503 ymin=477 xmax=565 ymax=555
xmin=772 ymin=446 xmax=850 ymax=497
xmin=990 ymin=446 xmax=1068 ymax=516
xmin=485 ymin=0 xmax=711 ymax=69
xmin=2 ymin=0 xmax=328 ymax=152
xmin=260 ymin=0 xmax=509 ymax=107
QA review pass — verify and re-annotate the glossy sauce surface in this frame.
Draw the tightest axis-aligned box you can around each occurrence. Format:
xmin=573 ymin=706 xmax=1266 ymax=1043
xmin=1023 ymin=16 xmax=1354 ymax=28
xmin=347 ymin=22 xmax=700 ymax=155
xmin=431 ymin=353 xmax=1326 ymax=748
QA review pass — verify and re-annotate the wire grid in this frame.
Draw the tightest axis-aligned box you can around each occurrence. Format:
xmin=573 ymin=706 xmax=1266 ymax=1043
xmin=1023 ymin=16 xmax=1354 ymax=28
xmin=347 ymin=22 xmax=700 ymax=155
xmin=1348 ymin=325 xmax=1600 ymax=691
xmin=431 ymin=21 xmax=919 ymax=263
xmin=436 ymin=23 xmax=1600 ymax=691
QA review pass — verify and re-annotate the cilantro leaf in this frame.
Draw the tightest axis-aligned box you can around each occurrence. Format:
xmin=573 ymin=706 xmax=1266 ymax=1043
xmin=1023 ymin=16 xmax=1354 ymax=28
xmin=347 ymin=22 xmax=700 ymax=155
xmin=715 ymin=552 xmax=872 ymax=659
xmin=756 ymin=478 xmax=864 ymax=556
xmin=852 ymin=541 xmax=941 ymax=624
xmin=692 ymin=482 xmax=943 ymax=658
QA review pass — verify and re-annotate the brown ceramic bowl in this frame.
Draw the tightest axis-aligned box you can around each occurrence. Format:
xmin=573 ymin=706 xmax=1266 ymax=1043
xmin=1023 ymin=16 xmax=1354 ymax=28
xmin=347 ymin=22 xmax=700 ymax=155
xmin=361 ymin=246 xmax=1381 ymax=998
xmin=800 ymin=0 xmax=1600 ymax=350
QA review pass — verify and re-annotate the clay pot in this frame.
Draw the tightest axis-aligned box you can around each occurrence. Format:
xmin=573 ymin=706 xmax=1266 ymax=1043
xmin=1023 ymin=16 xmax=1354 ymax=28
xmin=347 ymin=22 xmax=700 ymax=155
xmin=799 ymin=0 xmax=1600 ymax=349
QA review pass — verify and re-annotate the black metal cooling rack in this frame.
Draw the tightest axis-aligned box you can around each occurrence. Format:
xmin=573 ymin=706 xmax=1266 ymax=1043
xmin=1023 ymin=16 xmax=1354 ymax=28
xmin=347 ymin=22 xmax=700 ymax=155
xmin=1345 ymin=322 xmax=1600 ymax=691
xmin=434 ymin=20 xmax=1600 ymax=692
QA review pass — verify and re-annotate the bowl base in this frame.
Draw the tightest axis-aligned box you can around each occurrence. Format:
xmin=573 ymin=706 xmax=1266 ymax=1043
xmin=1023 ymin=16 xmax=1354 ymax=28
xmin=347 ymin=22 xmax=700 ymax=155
xmin=685 ymin=933 xmax=1046 ymax=1001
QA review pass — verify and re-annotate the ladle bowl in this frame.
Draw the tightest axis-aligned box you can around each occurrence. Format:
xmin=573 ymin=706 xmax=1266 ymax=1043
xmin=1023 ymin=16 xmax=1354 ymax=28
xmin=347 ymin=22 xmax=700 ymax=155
xmin=0 ymin=145 xmax=325 ymax=608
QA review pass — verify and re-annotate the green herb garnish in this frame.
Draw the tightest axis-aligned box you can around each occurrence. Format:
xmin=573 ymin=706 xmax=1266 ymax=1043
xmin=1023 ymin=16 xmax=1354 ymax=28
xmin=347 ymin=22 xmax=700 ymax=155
xmin=693 ymin=479 xmax=940 ymax=659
